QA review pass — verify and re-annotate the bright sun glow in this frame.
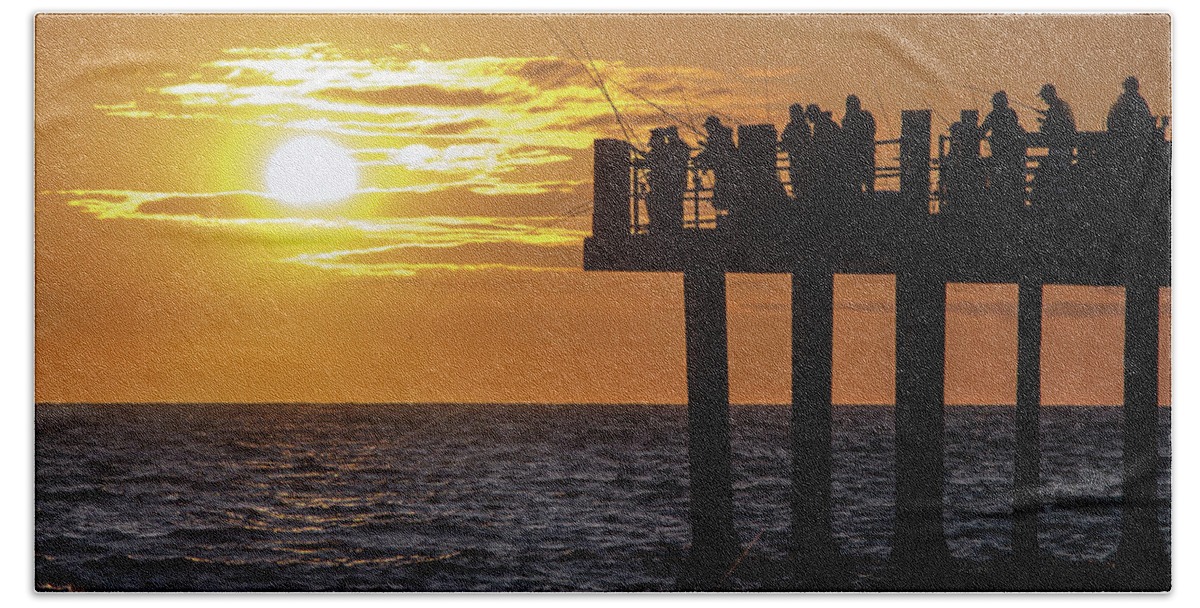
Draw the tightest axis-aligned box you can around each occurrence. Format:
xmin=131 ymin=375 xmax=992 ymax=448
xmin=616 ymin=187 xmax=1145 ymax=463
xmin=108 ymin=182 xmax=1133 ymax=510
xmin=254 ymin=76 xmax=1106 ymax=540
xmin=265 ymin=135 xmax=359 ymax=206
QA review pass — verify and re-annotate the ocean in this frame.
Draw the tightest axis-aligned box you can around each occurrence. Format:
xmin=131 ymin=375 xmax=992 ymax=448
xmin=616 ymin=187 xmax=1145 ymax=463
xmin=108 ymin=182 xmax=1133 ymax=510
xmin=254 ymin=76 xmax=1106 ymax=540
xmin=35 ymin=403 xmax=1170 ymax=591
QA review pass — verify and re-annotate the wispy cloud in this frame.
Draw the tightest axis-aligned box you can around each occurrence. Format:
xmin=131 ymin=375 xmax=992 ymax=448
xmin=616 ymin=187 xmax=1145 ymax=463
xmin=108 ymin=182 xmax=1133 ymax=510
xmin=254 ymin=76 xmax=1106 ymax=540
xmin=95 ymin=43 xmax=736 ymax=172
xmin=52 ymin=189 xmax=588 ymax=277
xmin=354 ymin=143 xmax=571 ymax=174
xmin=284 ymin=243 xmax=579 ymax=277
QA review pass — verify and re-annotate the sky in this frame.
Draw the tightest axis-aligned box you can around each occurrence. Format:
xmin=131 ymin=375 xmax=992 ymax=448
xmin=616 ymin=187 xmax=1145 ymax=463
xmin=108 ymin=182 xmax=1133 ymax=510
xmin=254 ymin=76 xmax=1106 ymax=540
xmin=34 ymin=13 xmax=1171 ymax=405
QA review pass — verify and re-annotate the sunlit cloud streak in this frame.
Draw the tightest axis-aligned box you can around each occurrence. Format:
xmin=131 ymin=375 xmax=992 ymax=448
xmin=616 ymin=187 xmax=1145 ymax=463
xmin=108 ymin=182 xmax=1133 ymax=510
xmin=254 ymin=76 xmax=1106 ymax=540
xmin=53 ymin=189 xmax=588 ymax=277
xmin=96 ymin=43 xmax=734 ymax=158
xmin=284 ymin=244 xmax=580 ymax=277
xmin=355 ymin=143 xmax=571 ymax=173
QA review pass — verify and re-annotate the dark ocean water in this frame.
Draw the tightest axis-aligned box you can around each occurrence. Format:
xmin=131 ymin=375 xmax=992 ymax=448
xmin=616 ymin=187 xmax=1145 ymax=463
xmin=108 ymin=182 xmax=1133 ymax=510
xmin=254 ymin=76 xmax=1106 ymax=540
xmin=35 ymin=403 xmax=1170 ymax=591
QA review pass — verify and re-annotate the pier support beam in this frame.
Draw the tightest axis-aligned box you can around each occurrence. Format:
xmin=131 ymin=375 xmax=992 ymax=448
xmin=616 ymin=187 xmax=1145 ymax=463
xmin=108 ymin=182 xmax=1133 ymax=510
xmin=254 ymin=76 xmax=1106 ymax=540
xmin=1117 ymin=282 xmax=1168 ymax=586
xmin=790 ymin=268 xmax=836 ymax=578
xmin=892 ymin=271 xmax=950 ymax=584
xmin=1013 ymin=282 xmax=1042 ymax=562
xmin=683 ymin=265 xmax=739 ymax=581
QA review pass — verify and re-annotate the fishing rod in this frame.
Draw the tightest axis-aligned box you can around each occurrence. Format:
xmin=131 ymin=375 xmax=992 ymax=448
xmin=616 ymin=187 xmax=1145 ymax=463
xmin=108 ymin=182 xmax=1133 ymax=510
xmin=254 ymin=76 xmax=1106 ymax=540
xmin=681 ymin=84 xmax=699 ymax=132
xmin=946 ymin=79 xmax=1044 ymax=113
xmin=609 ymin=80 xmax=706 ymax=140
xmin=568 ymin=22 xmax=648 ymax=150
xmin=564 ymin=20 xmax=709 ymax=142
xmin=692 ymin=100 xmax=740 ymax=127
xmin=541 ymin=16 xmax=641 ymax=151
xmin=550 ymin=17 xmax=743 ymax=142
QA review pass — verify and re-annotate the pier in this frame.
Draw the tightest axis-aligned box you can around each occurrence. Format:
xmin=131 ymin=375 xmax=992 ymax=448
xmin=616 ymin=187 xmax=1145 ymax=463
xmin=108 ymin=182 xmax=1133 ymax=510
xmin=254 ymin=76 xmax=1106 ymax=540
xmin=582 ymin=102 xmax=1170 ymax=590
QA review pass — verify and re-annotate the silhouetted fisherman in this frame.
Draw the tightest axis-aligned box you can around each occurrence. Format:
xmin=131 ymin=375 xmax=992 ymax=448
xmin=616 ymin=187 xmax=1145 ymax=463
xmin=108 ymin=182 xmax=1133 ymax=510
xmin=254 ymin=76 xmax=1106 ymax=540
xmin=646 ymin=126 xmax=690 ymax=238
xmin=1034 ymin=84 xmax=1077 ymax=205
xmin=1106 ymin=76 xmax=1154 ymax=135
xmin=695 ymin=116 xmax=740 ymax=220
xmin=943 ymin=110 xmax=984 ymax=211
xmin=780 ymin=103 xmax=814 ymax=202
xmin=1103 ymin=76 xmax=1158 ymax=209
xmin=842 ymin=94 xmax=877 ymax=198
xmin=806 ymin=104 xmax=842 ymax=204
xmin=981 ymin=91 xmax=1027 ymax=207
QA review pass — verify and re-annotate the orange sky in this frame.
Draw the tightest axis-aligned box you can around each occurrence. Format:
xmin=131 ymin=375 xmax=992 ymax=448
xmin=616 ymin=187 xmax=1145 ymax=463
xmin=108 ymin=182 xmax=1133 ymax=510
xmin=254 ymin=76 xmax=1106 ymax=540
xmin=35 ymin=14 xmax=1171 ymax=405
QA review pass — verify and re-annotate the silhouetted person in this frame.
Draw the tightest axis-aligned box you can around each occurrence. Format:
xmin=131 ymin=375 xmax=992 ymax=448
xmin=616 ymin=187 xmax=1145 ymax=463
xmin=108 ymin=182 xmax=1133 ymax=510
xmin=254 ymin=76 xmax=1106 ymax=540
xmin=1034 ymin=84 xmax=1077 ymax=205
xmin=806 ymin=104 xmax=842 ymax=204
xmin=646 ymin=126 xmax=690 ymax=238
xmin=943 ymin=110 xmax=984 ymax=211
xmin=1103 ymin=76 xmax=1160 ymax=219
xmin=695 ymin=116 xmax=740 ymax=219
xmin=842 ymin=94 xmax=877 ymax=198
xmin=1106 ymin=76 xmax=1153 ymax=135
xmin=1037 ymin=84 xmax=1076 ymax=137
xmin=736 ymin=123 xmax=788 ymax=230
xmin=981 ymin=91 xmax=1027 ymax=207
xmin=780 ymin=103 xmax=814 ymax=201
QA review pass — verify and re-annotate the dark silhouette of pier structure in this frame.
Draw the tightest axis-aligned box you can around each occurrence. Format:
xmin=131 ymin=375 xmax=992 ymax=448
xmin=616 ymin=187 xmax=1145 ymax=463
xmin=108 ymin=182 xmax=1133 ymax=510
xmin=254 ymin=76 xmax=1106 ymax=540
xmin=583 ymin=91 xmax=1170 ymax=590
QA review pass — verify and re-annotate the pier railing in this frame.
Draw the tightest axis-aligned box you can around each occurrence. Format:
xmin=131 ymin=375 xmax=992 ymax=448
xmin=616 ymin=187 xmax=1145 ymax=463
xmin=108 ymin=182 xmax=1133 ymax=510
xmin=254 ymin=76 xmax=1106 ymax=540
xmin=594 ymin=112 xmax=1170 ymax=243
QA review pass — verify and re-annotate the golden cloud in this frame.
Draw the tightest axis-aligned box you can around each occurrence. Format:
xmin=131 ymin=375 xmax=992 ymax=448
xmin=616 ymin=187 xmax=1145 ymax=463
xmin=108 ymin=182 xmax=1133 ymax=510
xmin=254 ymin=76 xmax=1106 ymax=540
xmin=51 ymin=189 xmax=589 ymax=278
xmin=312 ymin=84 xmax=528 ymax=108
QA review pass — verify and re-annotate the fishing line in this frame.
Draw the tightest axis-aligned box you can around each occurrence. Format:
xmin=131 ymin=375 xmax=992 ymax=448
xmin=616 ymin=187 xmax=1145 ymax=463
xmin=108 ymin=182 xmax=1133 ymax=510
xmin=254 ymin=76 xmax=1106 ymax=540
xmin=541 ymin=16 xmax=640 ymax=151
xmin=569 ymin=21 xmax=646 ymax=150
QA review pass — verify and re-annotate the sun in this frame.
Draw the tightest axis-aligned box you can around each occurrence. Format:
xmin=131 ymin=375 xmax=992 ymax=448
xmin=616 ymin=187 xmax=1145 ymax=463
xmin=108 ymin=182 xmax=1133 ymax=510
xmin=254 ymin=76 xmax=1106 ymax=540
xmin=265 ymin=135 xmax=359 ymax=206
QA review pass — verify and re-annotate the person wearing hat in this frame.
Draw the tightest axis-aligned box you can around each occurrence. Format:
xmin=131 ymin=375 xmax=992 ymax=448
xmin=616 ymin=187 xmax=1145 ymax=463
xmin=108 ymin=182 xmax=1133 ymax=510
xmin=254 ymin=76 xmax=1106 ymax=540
xmin=1037 ymin=84 xmax=1076 ymax=137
